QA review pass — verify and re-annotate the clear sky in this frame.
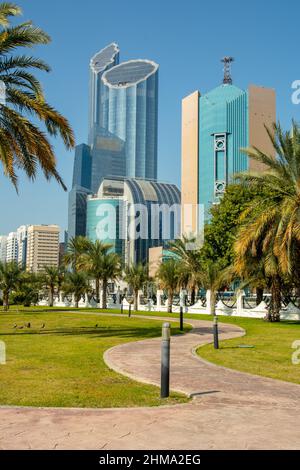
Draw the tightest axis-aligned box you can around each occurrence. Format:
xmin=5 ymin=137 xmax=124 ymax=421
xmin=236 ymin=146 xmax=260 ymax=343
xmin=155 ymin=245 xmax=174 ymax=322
xmin=1 ymin=0 xmax=300 ymax=236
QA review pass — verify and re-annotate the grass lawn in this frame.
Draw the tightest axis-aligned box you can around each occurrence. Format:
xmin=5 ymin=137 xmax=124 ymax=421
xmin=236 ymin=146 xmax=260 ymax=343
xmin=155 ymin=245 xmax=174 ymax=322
xmin=0 ymin=308 xmax=191 ymax=408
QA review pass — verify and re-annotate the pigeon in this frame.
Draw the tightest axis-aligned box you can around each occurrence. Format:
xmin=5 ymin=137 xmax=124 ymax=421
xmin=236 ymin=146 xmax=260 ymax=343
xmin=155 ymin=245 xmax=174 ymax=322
xmin=26 ymin=323 xmax=31 ymax=329
xmin=95 ymin=324 xmax=98 ymax=328
xmin=40 ymin=323 xmax=45 ymax=329
xmin=13 ymin=324 xmax=17 ymax=329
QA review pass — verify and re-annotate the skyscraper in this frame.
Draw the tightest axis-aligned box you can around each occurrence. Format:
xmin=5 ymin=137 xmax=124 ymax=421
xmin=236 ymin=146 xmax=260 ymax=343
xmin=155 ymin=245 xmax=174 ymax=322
xmin=68 ymin=44 xmax=159 ymax=240
xmin=181 ymin=60 xmax=276 ymax=235
xmin=26 ymin=225 xmax=60 ymax=273
xmin=16 ymin=225 xmax=28 ymax=268
xmin=86 ymin=177 xmax=180 ymax=265
xmin=6 ymin=232 xmax=18 ymax=263
xmin=0 ymin=236 xmax=7 ymax=263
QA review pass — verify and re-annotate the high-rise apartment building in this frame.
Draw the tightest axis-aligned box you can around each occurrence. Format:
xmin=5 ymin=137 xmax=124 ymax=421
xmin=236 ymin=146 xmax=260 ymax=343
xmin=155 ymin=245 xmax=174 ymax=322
xmin=6 ymin=232 xmax=18 ymax=263
xmin=26 ymin=225 xmax=60 ymax=273
xmin=0 ymin=236 xmax=7 ymax=263
xmin=68 ymin=44 xmax=159 ymax=240
xmin=181 ymin=60 xmax=276 ymax=235
xmin=16 ymin=225 xmax=28 ymax=268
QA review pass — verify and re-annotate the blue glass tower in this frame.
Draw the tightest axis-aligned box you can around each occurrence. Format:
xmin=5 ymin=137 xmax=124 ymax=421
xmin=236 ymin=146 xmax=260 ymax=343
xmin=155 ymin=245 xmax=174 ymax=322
xmin=68 ymin=44 xmax=159 ymax=241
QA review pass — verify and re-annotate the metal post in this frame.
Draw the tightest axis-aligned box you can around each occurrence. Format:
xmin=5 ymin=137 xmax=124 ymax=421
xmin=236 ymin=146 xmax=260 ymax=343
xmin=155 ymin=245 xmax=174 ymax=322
xmin=213 ymin=316 xmax=219 ymax=350
xmin=161 ymin=323 xmax=171 ymax=398
xmin=180 ymin=307 xmax=184 ymax=332
xmin=128 ymin=303 xmax=131 ymax=318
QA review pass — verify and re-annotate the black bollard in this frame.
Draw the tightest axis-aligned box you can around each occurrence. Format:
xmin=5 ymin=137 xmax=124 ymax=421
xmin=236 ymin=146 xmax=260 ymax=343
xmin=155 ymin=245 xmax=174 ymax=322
xmin=213 ymin=316 xmax=219 ymax=350
xmin=161 ymin=323 xmax=171 ymax=398
xmin=180 ymin=306 xmax=184 ymax=332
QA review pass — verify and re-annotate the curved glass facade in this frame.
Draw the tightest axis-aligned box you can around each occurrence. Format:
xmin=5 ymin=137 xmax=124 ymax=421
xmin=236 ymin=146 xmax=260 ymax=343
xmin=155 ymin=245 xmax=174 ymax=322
xmin=101 ymin=60 xmax=159 ymax=182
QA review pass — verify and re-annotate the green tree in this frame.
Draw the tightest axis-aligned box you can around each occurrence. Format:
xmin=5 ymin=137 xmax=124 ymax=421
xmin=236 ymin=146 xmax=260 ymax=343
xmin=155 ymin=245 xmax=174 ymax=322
xmin=157 ymin=259 xmax=181 ymax=313
xmin=62 ymin=272 xmax=89 ymax=309
xmin=99 ymin=253 xmax=121 ymax=309
xmin=0 ymin=2 xmax=74 ymax=189
xmin=168 ymin=235 xmax=201 ymax=304
xmin=235 ymin=121 xmax=300 ymax=321
xmin=41 ymin=266 xmax=60 ymax=307
xmin=64 ymin=236 xmax=89 ymax=271
xmin=196 ymin=260 xmax=229 ymax=316
xmin=0 ymin=261 xmax=22 ymax=310
xmin=77 ymin=240 xmax=113 ymax=304
xmin=202 ymin=184 xmax=262 ymax=269
xmin=124 ymin=263 xmax=149 ymax=311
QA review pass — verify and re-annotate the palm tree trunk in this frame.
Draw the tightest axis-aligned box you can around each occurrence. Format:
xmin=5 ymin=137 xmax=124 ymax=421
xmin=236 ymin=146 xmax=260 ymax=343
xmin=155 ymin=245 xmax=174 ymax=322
xmin=3 ymin=290 xmax=9 ymax=312
xmin=168 ymin=291 xmax=173 ymax=313
xmin=75 ymin=296 xmax=79 ymax=309
xmin=210 ymin=291 xmax=216 ymax=316
xmin=134 ymin=290 xmax=138 ymax=312
xmin=95 ymin=278 xmax=100 ymax=304
xmin=102 ymin=279 xmax=107 ymax=310
xmin=191 ymin=286 xmax=196 ymax=306
xmin=268 ymin=276 xmax=281 ymax=322
xmin=256 ymin=287 xmax=264 ymax=306
xmin=49 ymin=287 xmax=54 ymax=307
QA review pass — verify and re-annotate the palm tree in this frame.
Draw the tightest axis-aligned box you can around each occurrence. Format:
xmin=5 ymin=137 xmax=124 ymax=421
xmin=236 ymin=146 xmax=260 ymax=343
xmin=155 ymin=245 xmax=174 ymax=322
xmin=157 ymin=259 xmax=181 ymax=313
xmin=0 ymin=3 xmax=74 ymax=190
xmin=64 ymin=236 xmax=89 ymax=271
xmin=100 ymin=252 xmax=121 ymax=309
xmin=197 ymin=260 xmax=229 ymax=316
xmin=0 ymin=261 xmax=22 ymax=310
xmin=77 ymin=240 xmax=113 ymax=303
xmin=235 ymin=121 xmax=300 ymax=321
xmin=41 ymin=266 xmax=59 ymax=307
xmin=124 ymin=263 xmax=149 ymax=311
xmin=168 ymin=235 xmax=201 ymax=304
xmin=62 ymin=272 xmax=89 ymax=309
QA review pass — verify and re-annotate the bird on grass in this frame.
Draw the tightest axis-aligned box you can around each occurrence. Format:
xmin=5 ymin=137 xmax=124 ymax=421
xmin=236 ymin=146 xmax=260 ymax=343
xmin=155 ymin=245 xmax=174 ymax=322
xmin=13 ymin=324 xmax=17 ymax=329
xmin=26 ymin=323 xmax=31 ymax=329
xmin=40 ymin=323 xmax=46 ymax=330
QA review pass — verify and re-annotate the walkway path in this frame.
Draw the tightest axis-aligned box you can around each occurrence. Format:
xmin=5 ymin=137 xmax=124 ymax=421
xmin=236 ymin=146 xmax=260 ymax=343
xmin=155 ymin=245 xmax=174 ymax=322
xmin=1 ymin=315 xmax=300 ymax=450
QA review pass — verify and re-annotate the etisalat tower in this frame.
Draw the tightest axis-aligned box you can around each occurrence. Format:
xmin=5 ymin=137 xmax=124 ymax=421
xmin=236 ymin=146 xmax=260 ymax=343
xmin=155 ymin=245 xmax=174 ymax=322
xmin=68 ymin=43 xmax=180 ymax=264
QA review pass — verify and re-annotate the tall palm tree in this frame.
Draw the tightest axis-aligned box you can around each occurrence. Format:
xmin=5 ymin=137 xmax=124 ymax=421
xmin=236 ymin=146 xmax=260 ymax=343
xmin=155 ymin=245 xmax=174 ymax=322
xmin=0 ymin=260 xmax=22 ymax=310
xmin=168 ymin=235 xmax=201 ymax=304
xmin=124 ymin=263 xmax=149 ymax=311
xmin=0 ymin=3 xmax=74 ymax=190
xmin=41 ymin=266 xmax=59 ymax=307
xmin=235 ymin=121 xmax=300 ymax=321
xmin=64 ymin=236 xmax=89 ymax=271
xmin=197 ymin=260 xmax=229 ymax=316
xmin=100 ymin=252 xmax=121 ymax=309
xmin=157 ymin=259 xmax=181 ymax=313
xmin=77 ymin=239 xmax=113 ymax=303
xmin=62 ymin=272 xmax=89 ymax=309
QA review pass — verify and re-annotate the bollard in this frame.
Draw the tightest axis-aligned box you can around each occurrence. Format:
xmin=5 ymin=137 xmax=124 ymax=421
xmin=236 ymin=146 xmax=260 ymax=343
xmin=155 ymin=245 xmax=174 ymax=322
xmin=128 ymin=303 xmax=132 ymax=318
xmin=180 ymin=306 xmax=184 ymax=332
xmin=213 ymin=316 xmax=219 ymax=350
xmin=161 ymin=323 xmax=171 ymax=398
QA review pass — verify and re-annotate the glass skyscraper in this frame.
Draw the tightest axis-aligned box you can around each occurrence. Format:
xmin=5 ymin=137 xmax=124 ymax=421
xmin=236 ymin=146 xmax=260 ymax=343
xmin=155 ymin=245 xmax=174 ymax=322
xmin=181 ymin=80 xmax=276 ymax=234
xmin=68 ymin=44 xmax=159 ymax=240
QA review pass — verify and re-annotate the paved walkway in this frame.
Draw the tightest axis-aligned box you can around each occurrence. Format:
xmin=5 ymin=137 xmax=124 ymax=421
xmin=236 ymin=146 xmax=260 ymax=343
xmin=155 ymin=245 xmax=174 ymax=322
xmin=1 ymin=316 xmax=300 ymax=450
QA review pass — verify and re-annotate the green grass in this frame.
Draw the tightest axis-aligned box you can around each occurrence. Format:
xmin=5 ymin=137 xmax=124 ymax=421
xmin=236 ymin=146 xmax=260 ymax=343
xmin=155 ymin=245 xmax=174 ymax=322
xmin=0 ymin=308 xmax=191 ymax=408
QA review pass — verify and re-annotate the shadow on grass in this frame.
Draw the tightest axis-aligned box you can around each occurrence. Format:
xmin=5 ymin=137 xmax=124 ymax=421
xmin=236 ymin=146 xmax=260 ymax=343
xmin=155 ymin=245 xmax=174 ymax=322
xmin=0 ymin=325 xmax=184 ymax=340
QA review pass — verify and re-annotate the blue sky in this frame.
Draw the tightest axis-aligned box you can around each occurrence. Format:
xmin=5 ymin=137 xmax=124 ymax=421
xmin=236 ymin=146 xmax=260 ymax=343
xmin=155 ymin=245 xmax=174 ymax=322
xmin=1 ymin=0 xmax=300 ymax=236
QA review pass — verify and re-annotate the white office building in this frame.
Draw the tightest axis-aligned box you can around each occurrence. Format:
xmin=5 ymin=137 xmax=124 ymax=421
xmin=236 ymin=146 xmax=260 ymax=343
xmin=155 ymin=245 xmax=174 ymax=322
xmin=0 ymin=236 xmax=7 ymax=263
xmin=6 ymin=232 xmax=18 ymax=263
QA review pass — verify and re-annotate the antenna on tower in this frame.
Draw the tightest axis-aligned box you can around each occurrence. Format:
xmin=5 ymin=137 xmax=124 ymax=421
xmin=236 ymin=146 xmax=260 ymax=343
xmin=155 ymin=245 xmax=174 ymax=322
xmin=221 ymin=56 xmax=234 ymax=85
